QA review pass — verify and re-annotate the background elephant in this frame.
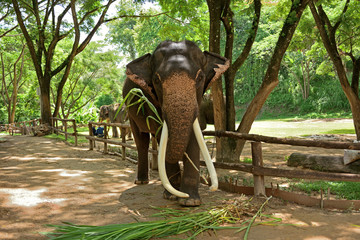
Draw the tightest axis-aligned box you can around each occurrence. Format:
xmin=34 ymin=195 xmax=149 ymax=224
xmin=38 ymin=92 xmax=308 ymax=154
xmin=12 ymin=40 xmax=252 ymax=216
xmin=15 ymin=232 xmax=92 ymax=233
xmin=123 ymin=40 xmax=229 ymax=206
xmin=99 ymin=103 xmax=128 ymax=138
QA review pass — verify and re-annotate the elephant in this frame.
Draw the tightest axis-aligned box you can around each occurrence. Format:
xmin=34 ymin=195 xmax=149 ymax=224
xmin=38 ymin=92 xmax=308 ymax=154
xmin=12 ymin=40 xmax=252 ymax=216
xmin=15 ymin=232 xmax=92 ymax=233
xmin=123 ymin=40 xmax=229 ymax=206
xmin=99 ymin=103 xmax=128 ymax=138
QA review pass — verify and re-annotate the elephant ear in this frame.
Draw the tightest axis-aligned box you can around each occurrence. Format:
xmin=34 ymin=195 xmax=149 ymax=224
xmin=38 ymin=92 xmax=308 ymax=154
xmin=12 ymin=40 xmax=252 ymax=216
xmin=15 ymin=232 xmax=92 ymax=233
xmin=126 ymin=54 xmax=159 ymax=106
xmin=203 ymin=51 xmax=230 ymax=93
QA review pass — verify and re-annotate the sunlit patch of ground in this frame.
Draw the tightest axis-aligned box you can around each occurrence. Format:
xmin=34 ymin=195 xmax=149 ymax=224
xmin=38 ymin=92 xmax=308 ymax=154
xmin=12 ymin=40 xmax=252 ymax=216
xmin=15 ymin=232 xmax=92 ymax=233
xmin=0 ymin=188 xmax=66 ymax=207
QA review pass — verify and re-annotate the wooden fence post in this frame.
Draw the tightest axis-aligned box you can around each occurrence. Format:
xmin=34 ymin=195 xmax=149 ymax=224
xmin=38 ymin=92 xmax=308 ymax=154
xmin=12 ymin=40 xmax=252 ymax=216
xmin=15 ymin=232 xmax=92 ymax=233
xmin=88 ymin=122 xmax=94 ymax=150
xmin=120 ymin=127 xmax=126 ymax=161
xmin=21 ymin=122 xmax=26 ymax=135
xmin=51 ymin=118 xmax=55 ymax=133
xmin=73 ymin=120 xmax=78 ymax=146
xmin=103 ymin=125 xmax=108 ymax=154
xmin=55 ymin=118 xmax=59 ymax=135
xmin=251 ymin=141 xmax=266 ymax=196
xmin=64 ymin=120 xmax=68 ymax=141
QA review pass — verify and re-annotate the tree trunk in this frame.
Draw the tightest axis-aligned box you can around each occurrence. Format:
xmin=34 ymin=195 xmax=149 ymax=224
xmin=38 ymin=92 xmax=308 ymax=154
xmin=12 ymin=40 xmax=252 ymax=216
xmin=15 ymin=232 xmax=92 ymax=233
xmin=9 ymin=89 xmax=17 ymax=123
xmin=1 ymin=43 xmax=26 ymax=123
xmin=309 ymin=0 xmax=360 ymax=140
xmin=207 ymin=0 xmax=227 ymax=160
xmin=351 ymin=57 xmax=360 ymax=98
xmin=235 ymin=0 xmax=311 ymax=157
xmin=9 ymin=44 xmax=25 ymax=123
xmin=207 ymin=0 xmax=261 ymax=162
xmin=39 ymin=77 xmax=52 ymax=125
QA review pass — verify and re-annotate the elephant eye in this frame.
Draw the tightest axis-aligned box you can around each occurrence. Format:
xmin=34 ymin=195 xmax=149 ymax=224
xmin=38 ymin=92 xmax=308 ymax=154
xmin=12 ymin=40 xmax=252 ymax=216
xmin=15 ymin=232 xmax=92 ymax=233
xmin=196 ymin=72 xmax=205 ymax=90
xmin=196 ymin=71 xmax=205 ymax=83
xmin=154 ymin=73 xmax=162 ymax=83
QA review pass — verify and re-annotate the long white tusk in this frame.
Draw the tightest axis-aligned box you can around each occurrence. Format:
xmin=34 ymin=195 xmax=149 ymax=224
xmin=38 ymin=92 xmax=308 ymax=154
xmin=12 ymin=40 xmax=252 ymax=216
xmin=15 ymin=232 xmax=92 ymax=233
xmin=158 ymin=121 xmax=189 ymax=198
xmin=193 ymin=118 xmax=218 ymax=191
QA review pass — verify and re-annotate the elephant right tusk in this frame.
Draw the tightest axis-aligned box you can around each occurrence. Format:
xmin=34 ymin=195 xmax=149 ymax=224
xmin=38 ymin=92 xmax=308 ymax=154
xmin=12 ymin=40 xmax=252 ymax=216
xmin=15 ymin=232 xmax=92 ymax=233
xmin=193 ymin=118 xmax=218 ymax=192
xmin=158 ymin=121 xmax=190 ymax=198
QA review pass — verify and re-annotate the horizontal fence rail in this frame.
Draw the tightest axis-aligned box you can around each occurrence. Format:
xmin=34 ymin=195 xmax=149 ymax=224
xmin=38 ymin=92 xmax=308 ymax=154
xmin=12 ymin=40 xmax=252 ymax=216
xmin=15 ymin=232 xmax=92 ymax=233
xmin=85 ymin=124 xmax=359 ymax=209
xmin=202 ymin=130 xmax=360 ymax=203
xmin=203 ymin=130 xmax=360 ymax=150
xmin=86 ymin=121 xmax=158 ymax=169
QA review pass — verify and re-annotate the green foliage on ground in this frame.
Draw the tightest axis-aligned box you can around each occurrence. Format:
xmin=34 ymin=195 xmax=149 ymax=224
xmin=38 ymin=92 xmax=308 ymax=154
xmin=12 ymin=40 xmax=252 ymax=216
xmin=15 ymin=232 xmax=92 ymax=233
xmin=45 ymin=198 xmax=277 ymax=240
xmin=289 ymin=180 xmax=360 ymax=200
xmin=44 ymin=127 xmax=89 ymax=145
xmin=44 ymin=134 xmax=88 ymax=145
xmin=322 ymin=129 xmax=356 ymax=135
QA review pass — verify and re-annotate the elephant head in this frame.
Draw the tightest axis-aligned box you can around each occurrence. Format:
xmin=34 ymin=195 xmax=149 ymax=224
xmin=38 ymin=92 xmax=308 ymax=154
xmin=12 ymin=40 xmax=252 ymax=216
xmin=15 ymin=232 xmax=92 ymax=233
xmin=123 ymin=40 xmax=229 ymax=205
xmin=99 ymin=105 xmax=110 ymax=122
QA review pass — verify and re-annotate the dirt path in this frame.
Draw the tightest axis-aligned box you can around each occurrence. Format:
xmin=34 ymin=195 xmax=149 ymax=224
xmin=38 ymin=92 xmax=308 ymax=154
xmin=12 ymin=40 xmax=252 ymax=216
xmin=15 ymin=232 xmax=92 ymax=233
xmin=0 ymin=135 xmax=359 ymax=239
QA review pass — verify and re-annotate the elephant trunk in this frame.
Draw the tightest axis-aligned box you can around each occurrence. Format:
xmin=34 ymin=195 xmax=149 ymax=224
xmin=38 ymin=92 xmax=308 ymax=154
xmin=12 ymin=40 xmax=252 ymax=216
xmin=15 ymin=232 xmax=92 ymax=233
xmin=164 ymin=112 xmax=196 ymax=164
xmin=161 ymin=73 xmax=198 ymax=164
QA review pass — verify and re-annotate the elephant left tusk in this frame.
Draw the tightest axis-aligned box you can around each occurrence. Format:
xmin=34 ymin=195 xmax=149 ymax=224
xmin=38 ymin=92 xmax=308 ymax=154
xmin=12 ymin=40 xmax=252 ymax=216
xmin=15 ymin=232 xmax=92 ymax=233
xmin=193 ymin=118 xmax=218 ymax=192
xmin=158 ymin=121 xmax=190 ymax=198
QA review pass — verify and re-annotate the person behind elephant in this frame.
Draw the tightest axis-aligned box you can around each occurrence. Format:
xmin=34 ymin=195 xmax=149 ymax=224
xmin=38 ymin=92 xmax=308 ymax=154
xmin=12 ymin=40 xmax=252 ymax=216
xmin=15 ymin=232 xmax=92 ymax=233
xmin=99 ymin=103 xmax=128 ymax=138
xmin=123 ymin=40 xmax=229 ymax=206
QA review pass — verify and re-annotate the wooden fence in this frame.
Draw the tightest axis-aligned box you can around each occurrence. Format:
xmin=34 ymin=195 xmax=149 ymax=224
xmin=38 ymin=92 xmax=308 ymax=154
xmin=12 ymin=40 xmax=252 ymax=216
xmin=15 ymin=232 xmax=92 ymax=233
xmin=1 ymin=119 xmax=41 ymax=135
xmin=84 ymin=122 xmax=360 ymax=209
xmin=202 ymin=131 xmax=360 ymax=195
xmin=51 ymin=117 xmax=78 ymax=146
xmin=84 ymin=123 xmax=360 ymax=192
xmin=86 ymin=121 xmax=158 ymax=169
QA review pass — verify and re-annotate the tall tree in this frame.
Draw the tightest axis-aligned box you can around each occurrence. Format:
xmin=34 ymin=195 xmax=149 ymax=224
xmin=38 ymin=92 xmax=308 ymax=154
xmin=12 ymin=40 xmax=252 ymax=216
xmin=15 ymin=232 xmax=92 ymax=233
xmin=0 ymin=42 xmax=26 ymax=123
xmin=208 ymin=0 xmax=311 ymax=162
xmin=236 ymin=0 xmax=311 ymax=156
xmin=51 ymin=41 xmax=123 ymax=119
xmin=11 ymin=0 xmax=115 ymax=125
xmin=207 ymin=0 xmax=261 ymax=162
xmin=309 ymin=0 xmax=360 ymax=139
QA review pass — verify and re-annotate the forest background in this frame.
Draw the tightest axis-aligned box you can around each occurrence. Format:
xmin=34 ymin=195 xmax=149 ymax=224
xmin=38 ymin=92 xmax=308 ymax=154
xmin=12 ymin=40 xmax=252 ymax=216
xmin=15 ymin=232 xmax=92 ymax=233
xmin=0 ymin=0 xmax=357 ymax=125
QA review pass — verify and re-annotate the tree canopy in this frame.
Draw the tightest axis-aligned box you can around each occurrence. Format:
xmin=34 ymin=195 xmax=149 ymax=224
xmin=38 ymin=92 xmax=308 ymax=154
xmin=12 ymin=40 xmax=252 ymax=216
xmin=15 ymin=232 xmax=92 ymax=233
xmin=1 ymin=0 xmax=358 ymax=160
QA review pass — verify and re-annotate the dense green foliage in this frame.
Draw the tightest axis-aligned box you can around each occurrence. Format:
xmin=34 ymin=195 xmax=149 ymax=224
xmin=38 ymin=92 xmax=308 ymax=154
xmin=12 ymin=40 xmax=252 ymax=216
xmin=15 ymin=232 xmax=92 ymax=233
xmin=0 ymin=0 xmax=357 ymax=124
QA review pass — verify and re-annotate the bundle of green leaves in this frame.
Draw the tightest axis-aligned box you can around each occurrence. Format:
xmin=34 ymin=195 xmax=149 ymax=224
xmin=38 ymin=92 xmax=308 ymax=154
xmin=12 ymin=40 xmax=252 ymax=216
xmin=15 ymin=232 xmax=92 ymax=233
xmin=45 ymin=197 xmax=280 ymax=240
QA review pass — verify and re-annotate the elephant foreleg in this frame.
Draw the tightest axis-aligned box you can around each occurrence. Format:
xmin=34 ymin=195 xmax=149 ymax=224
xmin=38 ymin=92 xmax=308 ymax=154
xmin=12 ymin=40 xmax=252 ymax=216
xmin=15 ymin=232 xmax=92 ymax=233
xmin=112 ymin=126 xmax=119 ymax=138
xmin=178 ymin=134 xmax=201 ymax=206
xmin=131 ymin=119 xmax=150 ymax=184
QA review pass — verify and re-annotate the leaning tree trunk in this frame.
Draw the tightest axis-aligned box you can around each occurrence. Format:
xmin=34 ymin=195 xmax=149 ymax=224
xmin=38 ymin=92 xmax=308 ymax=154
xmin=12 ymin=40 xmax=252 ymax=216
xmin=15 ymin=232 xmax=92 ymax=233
xmin=309 ymin=0 xmax=360 ymax=140
xmin=235 ymin=0 xmax=311 ymax=157
xmin=206 ymin=0 xmax=261 ymax=162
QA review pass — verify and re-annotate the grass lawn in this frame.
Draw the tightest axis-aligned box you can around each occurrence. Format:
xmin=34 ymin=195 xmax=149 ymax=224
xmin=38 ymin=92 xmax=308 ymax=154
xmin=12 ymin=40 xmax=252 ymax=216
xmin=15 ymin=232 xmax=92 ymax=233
xmin=248 ymin=119 xmax=354 ymax=137
xmin=205 ymin=118 xmax=354 ymax=137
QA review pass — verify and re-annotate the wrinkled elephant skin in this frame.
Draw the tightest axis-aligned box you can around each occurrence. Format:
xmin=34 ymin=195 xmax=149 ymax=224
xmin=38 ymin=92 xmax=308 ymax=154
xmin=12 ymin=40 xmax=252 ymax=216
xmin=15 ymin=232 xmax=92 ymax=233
xmin=122 ymin=40 xmax=229 ymax=206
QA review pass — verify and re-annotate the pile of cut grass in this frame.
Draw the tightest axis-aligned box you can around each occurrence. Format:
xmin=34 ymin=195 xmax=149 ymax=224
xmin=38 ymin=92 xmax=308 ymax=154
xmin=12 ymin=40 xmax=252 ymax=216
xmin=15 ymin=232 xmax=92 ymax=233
xmin=45 ymin=197 xmax=280 ymax=240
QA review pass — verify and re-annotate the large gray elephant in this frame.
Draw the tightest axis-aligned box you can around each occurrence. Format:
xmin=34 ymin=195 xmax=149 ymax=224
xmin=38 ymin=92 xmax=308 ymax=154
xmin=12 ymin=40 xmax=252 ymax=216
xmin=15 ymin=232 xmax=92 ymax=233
xmin=123 ymin=40 xmax=229 ymax=206
xmin=99 ymin=103 xmax=128 ymax=138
